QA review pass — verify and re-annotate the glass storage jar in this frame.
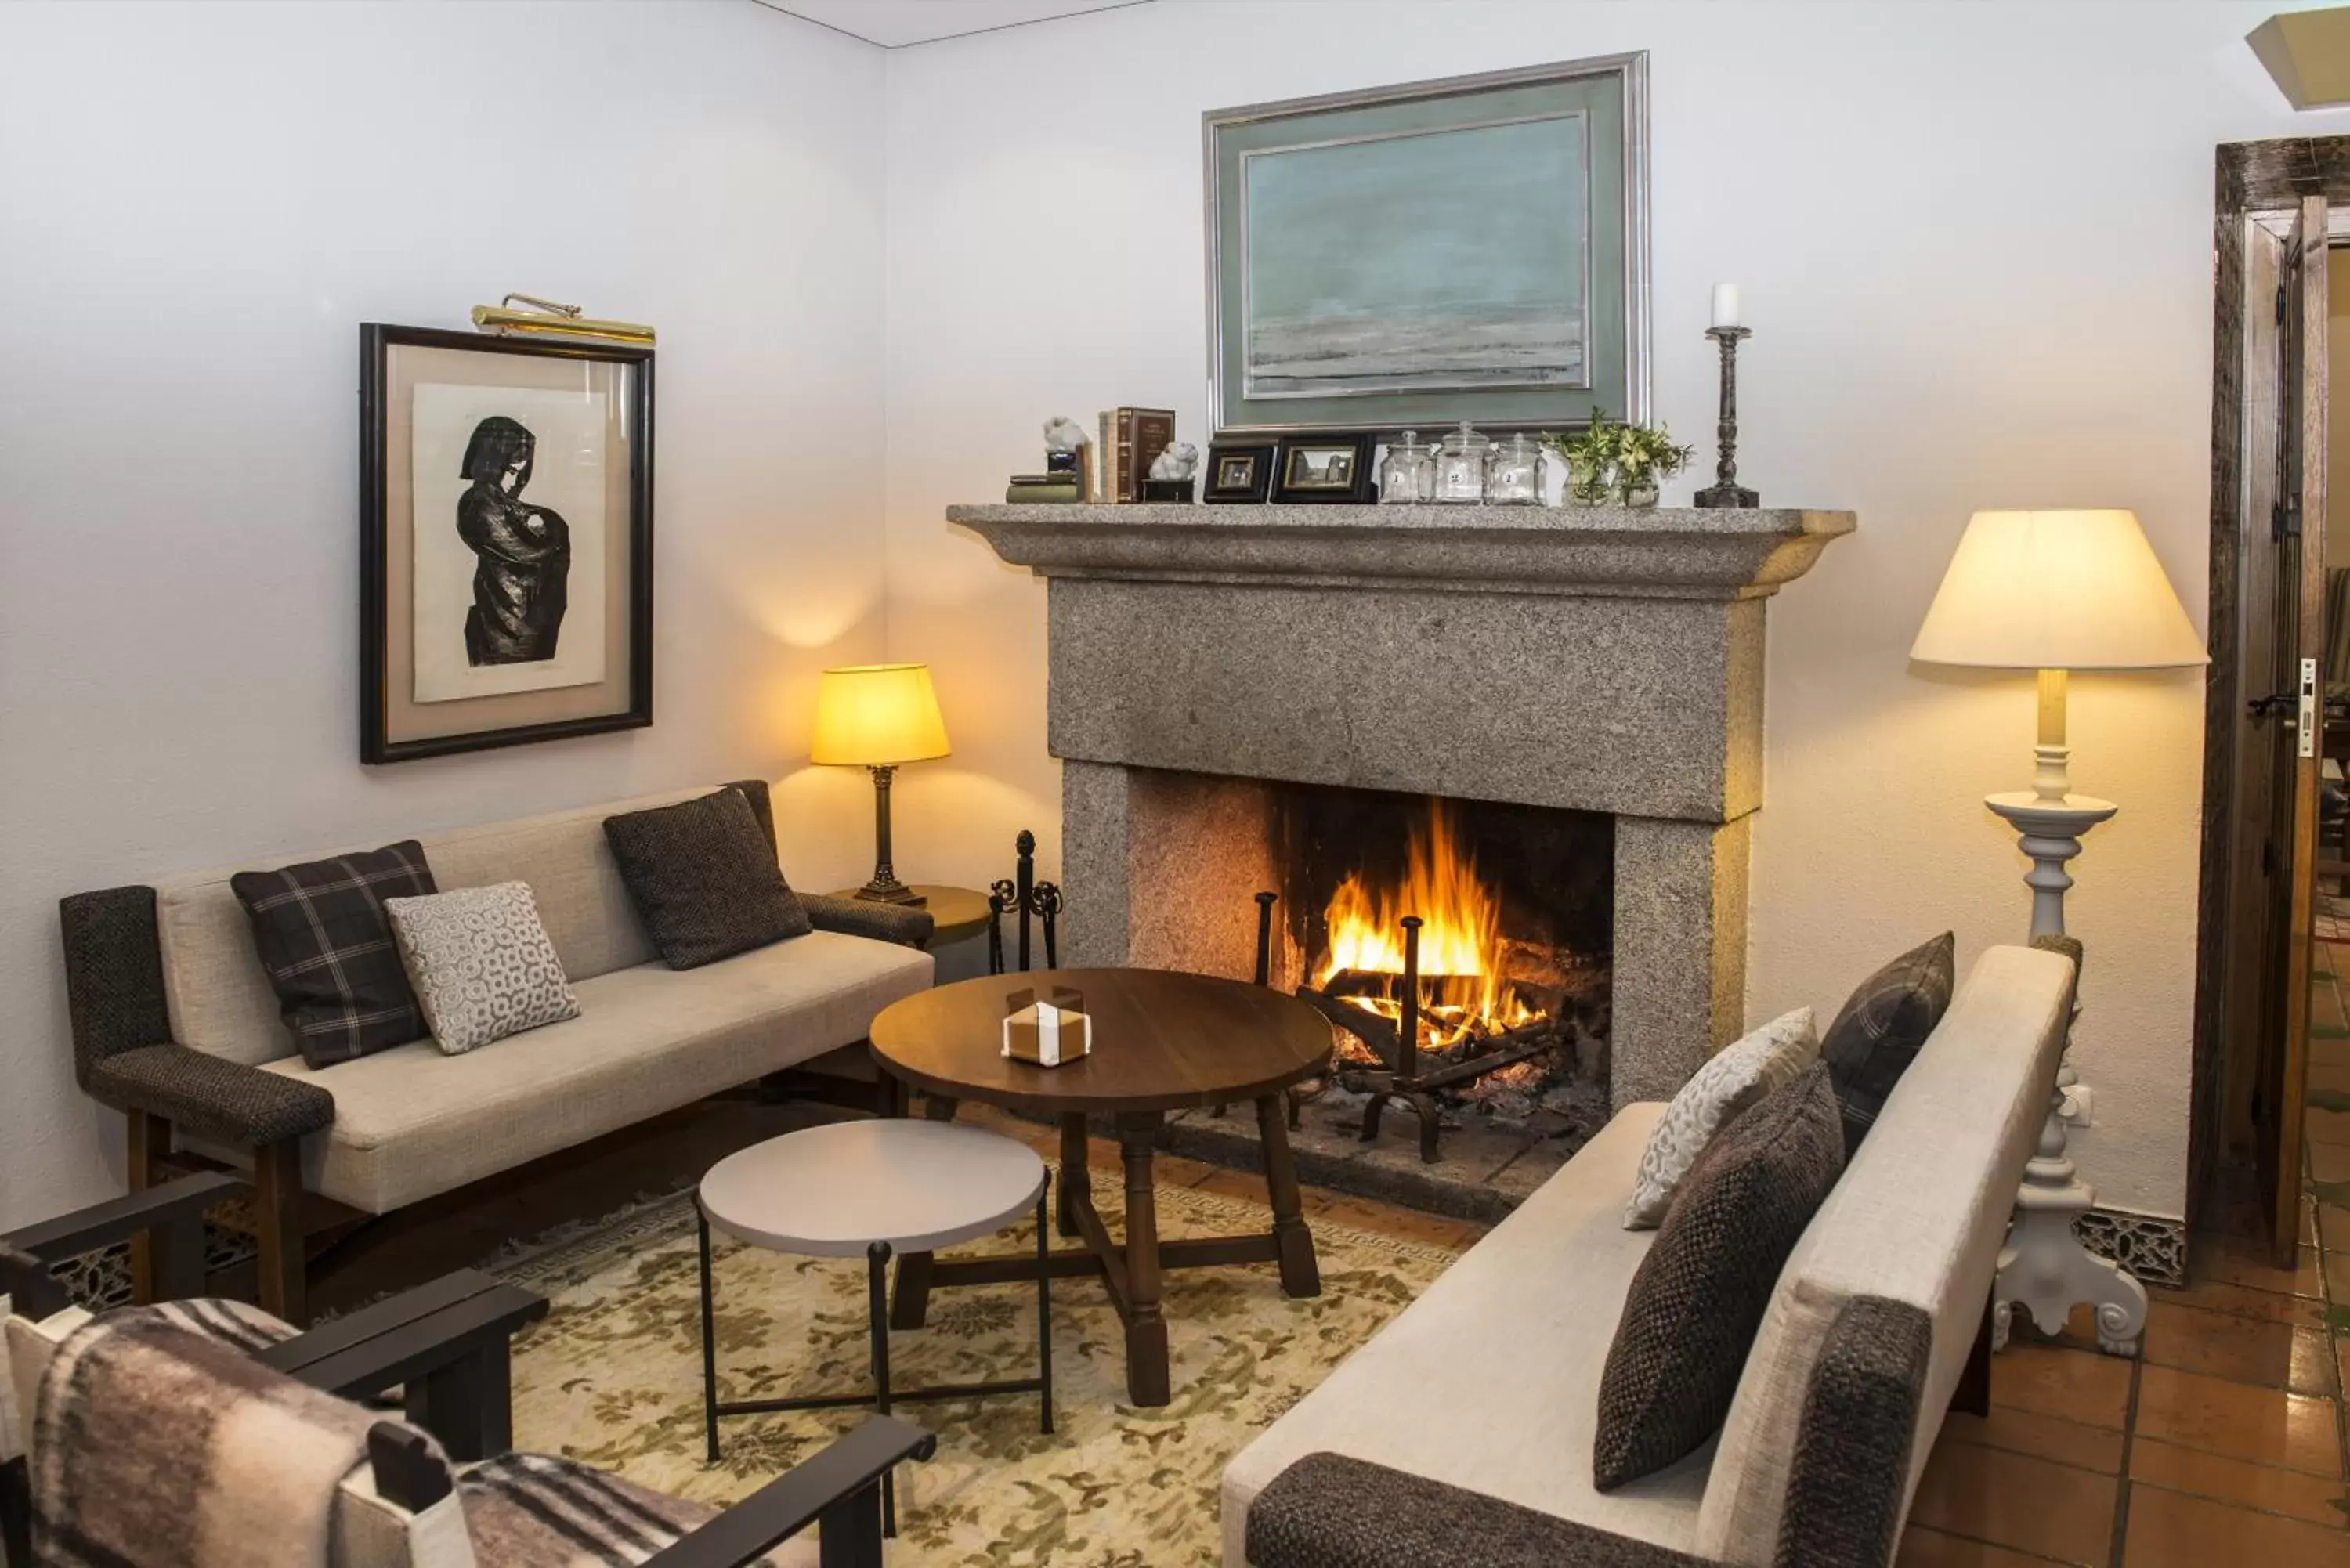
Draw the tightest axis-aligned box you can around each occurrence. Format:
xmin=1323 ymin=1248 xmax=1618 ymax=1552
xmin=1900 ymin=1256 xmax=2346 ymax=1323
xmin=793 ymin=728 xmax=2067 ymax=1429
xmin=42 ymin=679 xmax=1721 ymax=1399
xmin=1484 ymin=432 xmax=1546 ymax=504
xmin=1430 ymin=421 xmax=1491 ymax=504
xmin=1378 ymin=430 xmax=1435 ymax=503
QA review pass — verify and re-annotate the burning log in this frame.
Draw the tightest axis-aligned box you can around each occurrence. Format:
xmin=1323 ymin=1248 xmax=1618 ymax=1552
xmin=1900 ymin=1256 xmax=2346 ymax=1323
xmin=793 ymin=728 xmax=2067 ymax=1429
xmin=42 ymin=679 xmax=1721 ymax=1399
xmin=1294 ymin=985 xmax=1400 ymax=1064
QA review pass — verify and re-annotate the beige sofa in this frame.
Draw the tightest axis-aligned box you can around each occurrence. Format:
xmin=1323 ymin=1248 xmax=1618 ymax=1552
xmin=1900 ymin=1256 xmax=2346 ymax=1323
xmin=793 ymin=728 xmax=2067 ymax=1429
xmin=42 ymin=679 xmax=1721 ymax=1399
xmin=60 ymin=781 xmax=934 ymax=1324
xmin=1222 ymin=943 xmax=2078 ymax=1568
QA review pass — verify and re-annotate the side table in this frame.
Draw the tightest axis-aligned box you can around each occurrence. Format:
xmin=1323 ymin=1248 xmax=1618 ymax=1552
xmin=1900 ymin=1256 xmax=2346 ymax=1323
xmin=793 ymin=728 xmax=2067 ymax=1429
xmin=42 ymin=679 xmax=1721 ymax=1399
xmin=696 ymin=1119 xmax=1054 ymax=1532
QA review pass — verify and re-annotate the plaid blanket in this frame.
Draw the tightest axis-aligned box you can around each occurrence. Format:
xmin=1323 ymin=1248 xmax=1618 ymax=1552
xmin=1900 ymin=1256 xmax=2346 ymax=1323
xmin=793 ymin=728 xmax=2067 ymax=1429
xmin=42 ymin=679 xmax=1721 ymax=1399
xmin=461 ymin=1452 xmax=789 ymax=1567
xmin=29 ymin=1299 xmax=392 ymax=1568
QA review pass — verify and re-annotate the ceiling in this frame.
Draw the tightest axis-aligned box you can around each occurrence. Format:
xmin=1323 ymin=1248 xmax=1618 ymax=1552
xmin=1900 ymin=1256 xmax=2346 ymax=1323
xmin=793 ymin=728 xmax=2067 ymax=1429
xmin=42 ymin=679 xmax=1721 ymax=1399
xmin=757 ymin=0 xmax=1152 ymax=48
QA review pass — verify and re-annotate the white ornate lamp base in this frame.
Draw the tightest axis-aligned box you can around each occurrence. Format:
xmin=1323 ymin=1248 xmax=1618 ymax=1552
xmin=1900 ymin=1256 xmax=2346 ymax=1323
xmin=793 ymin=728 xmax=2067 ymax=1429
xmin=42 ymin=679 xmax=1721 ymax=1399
xmin=1994 ymin=1095 xmax=2149 ymax=1356
xmin=1984 ymin=782 xmax=2147 ymax=1358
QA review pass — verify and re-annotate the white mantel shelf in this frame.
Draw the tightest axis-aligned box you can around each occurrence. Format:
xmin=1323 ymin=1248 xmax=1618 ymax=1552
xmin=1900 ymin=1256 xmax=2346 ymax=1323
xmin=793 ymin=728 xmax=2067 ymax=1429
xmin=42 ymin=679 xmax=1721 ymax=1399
xmin=949 ymin=502 xmax=1856 ymax=600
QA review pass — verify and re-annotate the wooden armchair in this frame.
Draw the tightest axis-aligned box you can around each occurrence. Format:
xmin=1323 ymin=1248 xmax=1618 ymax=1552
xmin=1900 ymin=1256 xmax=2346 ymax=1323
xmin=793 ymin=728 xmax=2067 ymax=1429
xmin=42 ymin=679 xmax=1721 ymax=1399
xmin=1 ymin=1173 xmax=548 ymax=1567
xmin=5 ymin=1226 xmax=930 ymax=1566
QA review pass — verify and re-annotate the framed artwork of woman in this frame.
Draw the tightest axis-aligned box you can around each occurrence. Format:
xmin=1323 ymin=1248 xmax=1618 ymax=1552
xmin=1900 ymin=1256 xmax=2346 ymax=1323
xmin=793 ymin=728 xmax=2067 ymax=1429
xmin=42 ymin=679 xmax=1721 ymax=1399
xmin=360 ymin=324 xmax=653 ymax=762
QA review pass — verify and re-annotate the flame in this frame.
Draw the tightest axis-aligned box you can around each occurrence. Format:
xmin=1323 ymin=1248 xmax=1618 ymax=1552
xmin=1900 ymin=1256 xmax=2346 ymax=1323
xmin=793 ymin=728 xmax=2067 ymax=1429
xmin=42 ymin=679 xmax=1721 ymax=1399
xmin=1313 ymin=804 xmax=1539 ymax=1048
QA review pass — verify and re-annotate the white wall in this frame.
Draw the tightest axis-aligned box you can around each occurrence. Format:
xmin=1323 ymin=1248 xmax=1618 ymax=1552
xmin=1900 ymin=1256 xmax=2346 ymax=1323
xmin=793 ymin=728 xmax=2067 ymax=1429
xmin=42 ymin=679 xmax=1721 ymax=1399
xmin=880 ymin=0 xmax=2343 ymax=1219
xmin=0 ymin=0 xmax=887 ymax=1229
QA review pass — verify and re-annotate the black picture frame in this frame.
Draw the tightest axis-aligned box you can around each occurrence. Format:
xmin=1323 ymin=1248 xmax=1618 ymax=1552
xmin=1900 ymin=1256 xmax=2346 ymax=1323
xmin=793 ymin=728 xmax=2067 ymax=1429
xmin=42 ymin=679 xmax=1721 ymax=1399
xmin=1271 ymin=434 xmax=1376 ymax=504
xmin=1203 ymin=441 xmax=1276 ymax=504
xmin=360 ymin=324 xmax=655 ymax=764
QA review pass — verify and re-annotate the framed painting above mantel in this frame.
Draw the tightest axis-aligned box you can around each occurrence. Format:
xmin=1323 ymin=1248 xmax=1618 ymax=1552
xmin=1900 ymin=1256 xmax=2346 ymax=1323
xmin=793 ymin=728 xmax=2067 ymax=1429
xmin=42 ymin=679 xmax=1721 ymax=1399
xmin=360 ymin=323 xmax=654 ymax=764
xmin=1205 ymin=52 xmax=1650 ymax=437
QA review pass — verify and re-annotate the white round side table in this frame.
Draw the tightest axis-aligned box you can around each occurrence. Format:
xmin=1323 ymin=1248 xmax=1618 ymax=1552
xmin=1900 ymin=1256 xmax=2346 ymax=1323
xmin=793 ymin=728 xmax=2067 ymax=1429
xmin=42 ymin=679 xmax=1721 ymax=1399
xmin=695 ymin=1119 xmax=1053 ymax=1530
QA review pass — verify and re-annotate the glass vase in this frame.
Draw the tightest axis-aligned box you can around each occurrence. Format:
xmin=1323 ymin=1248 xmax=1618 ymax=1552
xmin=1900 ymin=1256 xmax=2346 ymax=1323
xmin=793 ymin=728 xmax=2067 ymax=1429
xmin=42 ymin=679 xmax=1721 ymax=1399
xmin=1484 ymin=433 xmax=1546 ymax=505
xmin=1564 ymin=457 xmax=1611 ymax=506
xmin=1431 ymin=421 xmax=1492 ymax=504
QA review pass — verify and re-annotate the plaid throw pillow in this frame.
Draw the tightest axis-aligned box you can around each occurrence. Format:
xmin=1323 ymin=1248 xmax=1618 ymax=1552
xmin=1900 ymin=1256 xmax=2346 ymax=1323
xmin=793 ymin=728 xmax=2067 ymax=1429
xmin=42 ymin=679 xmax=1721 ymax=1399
xmin=231 ymin=841 xmax=436 ymax=1068
xmin=1819 ymin=931 xmax=1955 ymax=1155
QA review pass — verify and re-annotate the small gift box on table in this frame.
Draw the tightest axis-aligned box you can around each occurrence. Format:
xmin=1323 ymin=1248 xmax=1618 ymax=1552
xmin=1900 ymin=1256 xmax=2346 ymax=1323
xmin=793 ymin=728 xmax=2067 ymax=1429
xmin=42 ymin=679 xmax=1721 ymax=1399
xmin=1002 ymin=986 xmax=1091 ymax=1067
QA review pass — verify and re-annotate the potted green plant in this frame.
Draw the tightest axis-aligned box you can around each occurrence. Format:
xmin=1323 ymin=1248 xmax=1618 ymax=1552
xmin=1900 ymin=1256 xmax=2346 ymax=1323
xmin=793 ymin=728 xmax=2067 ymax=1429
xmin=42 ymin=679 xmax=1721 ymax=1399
xmin=1541 ymin=410 xmax=1618 ymax=506
xmin=1610 ymin=421 xmax=1697 ymax=508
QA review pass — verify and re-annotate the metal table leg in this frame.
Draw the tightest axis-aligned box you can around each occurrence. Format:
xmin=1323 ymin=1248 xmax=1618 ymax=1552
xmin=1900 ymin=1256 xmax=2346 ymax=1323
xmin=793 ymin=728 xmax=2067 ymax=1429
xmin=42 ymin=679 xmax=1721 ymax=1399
xmin=698 ymin=1203 xmax=719 ymax=1465
xmin=1037 ymin=1172 xmax=1054 ymax=1435
xmin=866 ymin=1241 xmax=895 ymax=1537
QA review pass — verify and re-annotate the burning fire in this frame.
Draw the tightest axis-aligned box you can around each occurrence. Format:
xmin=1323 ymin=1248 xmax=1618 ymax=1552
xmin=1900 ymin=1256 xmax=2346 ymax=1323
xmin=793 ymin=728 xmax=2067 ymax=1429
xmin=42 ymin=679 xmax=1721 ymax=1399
xmin=1314 ymin=804 xmax=1542 ymax=1051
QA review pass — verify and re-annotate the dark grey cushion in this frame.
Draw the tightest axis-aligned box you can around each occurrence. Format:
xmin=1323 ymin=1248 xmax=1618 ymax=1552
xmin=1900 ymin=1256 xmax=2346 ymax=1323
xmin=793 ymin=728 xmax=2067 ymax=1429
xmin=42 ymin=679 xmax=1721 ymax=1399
xmin=798 ymin=894 xmax=935 ymax=948
xmin=60 ymin=886 xmax=175 ymax=1080
xmin=89 ymin=1044 xmax=336 ymax=1147
xmin=1820 ymin=932 xmax=1954 ymax=1154
xmin=1776 ymin=1295 xmax=1933 ymax=1568
xmin=1594 ymin=1065 xmax=1846 ymax=1490
xmin=603 ymin=788 xmax=812 ymax=970
xmin=230 ymin=842 xmax=437 ymax=1068
xmin=1249 ymin=1452 xmax=1710 ymax=1568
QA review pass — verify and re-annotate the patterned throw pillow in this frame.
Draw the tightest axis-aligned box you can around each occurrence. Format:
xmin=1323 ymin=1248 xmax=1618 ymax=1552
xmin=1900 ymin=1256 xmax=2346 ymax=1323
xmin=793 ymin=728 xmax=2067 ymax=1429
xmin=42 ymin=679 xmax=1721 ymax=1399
xmin=1820 ymin=932 xmax=1956 ymax=1155
xmin=602 ymin=787 xmax=812 ymax=970
xmin=231 ymin=841 xmax=437 ymax=1069
xmin=1623 ymin=1006 xmax=1817 ymax=1230
xmin=385 ymin=883 xmax=580 ymax=1056
xmin=1594 ymin=1065 xmax=1846 ymax=1491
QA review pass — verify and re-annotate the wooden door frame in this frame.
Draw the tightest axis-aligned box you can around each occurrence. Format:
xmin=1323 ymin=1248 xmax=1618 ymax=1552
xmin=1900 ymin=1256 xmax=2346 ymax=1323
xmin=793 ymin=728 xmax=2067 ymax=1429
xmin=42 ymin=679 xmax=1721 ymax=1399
xmin=2193 ymin=142 xmax=2348 ymax=1235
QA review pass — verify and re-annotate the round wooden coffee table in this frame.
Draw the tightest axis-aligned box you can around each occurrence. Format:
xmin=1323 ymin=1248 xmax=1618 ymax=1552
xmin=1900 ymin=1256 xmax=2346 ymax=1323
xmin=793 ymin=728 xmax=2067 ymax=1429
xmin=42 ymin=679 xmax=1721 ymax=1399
xmin=870 ymin=967 xmax=1334 ymax=1407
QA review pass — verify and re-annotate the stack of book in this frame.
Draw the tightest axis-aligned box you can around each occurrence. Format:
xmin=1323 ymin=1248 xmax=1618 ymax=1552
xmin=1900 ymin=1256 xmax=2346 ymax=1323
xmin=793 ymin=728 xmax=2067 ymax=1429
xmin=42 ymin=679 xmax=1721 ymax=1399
xmin=1095 ymin=407 xmax=1175 ymax=503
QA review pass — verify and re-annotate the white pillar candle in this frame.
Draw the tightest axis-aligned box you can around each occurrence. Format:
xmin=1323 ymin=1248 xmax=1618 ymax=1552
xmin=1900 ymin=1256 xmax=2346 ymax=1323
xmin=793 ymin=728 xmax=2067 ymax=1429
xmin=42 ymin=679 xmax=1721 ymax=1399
xmin=1710 ymin=282 xmax=1741 ymax=328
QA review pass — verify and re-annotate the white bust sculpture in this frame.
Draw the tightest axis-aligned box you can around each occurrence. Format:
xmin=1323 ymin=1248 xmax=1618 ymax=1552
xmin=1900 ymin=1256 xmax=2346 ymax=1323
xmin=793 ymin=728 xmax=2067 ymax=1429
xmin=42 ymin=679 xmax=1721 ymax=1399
xmin=1043 ymin=416 xmax=1088 ymax=454
xmin=1148 ymin=442 xmax=1199 ymax=482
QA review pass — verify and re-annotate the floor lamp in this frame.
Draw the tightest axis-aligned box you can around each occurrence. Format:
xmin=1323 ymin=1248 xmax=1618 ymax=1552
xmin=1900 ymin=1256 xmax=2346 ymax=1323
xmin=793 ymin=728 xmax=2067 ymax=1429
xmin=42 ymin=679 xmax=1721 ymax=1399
xmin=1911 ymin=509 xmax=2207 ymax=1356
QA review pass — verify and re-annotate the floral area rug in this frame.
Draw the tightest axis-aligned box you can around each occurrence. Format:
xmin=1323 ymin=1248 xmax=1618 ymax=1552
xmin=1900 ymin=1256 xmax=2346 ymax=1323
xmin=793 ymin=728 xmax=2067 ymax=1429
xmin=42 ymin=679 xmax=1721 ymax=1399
xmin=495 ymin=1166 xmax=1461 ymax=1567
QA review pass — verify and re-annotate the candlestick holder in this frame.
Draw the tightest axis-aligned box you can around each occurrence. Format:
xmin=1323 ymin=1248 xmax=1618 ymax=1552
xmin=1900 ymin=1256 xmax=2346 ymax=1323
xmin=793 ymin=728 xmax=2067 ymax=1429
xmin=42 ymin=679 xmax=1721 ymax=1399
xmin=1694 ymin=325 xmax=1759 ymax=509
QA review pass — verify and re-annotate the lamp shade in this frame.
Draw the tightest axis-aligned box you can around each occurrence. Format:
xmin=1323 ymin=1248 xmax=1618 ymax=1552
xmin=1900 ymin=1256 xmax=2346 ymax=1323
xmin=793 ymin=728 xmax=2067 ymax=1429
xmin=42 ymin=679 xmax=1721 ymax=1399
xmin=809 ymin=663 xmax=951 ymax=766
xmin=1910 ymin=510 xmax=2207 ymax=670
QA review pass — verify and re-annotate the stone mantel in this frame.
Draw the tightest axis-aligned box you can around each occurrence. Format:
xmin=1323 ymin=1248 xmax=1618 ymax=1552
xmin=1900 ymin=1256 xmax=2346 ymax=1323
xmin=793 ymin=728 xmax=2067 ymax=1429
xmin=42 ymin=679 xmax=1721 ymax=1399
xmin=957 ymin=497 xmax=1856 ymax=1107
xmin=949 ymin=503 xmax=1856 ymax=600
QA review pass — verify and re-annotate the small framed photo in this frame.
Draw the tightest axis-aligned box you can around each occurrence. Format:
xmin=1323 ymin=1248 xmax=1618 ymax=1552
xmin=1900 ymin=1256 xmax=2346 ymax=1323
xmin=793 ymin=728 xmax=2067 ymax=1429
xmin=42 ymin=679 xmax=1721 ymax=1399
xmin=1204 ymin=441 xmax=1276 ymax=504
xmin=360 ymin=324 xmax=655 ymax=764
xmin=1272 ymin=435 xmax=1376 ymax=504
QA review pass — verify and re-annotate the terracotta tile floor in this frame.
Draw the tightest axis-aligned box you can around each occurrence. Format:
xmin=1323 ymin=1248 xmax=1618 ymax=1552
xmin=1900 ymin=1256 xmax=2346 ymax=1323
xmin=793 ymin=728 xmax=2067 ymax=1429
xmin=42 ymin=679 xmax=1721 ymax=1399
xmin=1892 ymin=934 xmax=2350 ymax=1566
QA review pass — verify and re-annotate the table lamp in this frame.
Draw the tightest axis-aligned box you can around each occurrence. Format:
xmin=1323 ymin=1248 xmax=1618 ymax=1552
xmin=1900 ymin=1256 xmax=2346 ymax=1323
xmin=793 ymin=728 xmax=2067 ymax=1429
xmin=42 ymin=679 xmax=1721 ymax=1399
xmin=811 ymin=663 xmax=952 ymax=906
xmin=1910 ymin=508 xmax=2206 ymax=1359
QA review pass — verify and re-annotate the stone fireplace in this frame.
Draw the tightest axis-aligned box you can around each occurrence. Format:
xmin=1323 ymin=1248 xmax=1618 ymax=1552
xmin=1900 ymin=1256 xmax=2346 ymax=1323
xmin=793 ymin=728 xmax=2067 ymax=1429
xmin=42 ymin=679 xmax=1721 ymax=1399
xmin=954 ymin=500 xmax=1853 ymax=1201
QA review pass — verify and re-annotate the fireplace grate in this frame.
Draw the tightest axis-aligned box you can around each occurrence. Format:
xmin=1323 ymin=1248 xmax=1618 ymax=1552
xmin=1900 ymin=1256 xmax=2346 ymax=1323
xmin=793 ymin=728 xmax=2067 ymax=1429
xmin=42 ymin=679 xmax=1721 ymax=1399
xmin=1241 ymin=894 xmax=1580 ymax=1164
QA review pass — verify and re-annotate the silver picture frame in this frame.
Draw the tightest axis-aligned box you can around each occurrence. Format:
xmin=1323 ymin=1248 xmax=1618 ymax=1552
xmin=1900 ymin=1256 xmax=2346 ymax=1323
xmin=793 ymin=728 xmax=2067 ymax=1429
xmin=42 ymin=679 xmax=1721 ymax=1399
xmin=1203 ymin=52 xmax=1650 ymax=437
